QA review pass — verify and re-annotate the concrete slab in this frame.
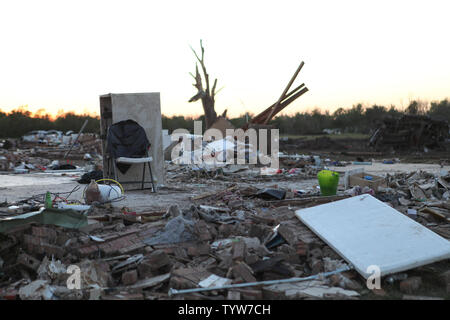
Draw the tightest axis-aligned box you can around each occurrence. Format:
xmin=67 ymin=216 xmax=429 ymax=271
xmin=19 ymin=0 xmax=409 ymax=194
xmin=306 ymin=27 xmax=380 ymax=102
xmin=0 ymin=173 xmax=212 ymax=212
xmin=0 ymin=174 xmax=77 ymax=188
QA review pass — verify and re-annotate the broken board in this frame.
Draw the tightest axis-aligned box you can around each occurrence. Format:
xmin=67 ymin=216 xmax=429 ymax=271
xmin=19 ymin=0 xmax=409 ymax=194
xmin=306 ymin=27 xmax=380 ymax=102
xmin=295 ymin=194 xmax=450 ymax=278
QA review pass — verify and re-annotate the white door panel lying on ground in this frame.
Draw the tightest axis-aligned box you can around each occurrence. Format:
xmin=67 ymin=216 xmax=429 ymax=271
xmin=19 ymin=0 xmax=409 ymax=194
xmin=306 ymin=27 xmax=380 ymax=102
xmin=295 ymin=195 xmax=450 ymax=278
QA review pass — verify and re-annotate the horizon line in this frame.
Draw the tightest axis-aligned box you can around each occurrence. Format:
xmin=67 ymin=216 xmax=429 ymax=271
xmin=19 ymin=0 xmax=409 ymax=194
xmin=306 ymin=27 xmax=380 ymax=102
xmin=1 ymin=97 xmax=448 ymax=119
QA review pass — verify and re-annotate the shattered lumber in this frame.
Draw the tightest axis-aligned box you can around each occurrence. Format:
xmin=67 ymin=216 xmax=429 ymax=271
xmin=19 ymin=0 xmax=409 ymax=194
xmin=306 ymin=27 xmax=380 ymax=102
xmin=243 ymin=61 xmax=309 ymax=129
xmin=264 ymin=61 xmax=305 ymax=124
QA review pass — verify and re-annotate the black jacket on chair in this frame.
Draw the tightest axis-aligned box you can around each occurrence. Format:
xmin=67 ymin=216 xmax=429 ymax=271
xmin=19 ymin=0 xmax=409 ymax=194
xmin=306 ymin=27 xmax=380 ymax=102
xmin=106 ymin=120 xmax=151 ymax=174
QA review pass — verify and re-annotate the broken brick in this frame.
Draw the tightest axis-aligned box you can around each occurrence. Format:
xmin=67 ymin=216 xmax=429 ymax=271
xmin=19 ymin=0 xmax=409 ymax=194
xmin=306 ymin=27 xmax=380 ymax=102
xmin=296 ymin=242 xmax=308 ymax=257
xmin=231 ymin=262 xmax=257 ymax=283
xmin=245 ymin=253 xmax=259 ymax=266
xmin=122 ymin=269 xmax=138 ymax=286
xmin=23 ymin=234 xmax=64 ymax=257
xmin=277 ymin=223 xmax=297 ymax=245
xmin=255 ymin=245 xmax=271 ymax=257
xmin=137 ymin=262 xmax=155 ymax=279
xmin=118 ymin=243 xmax=146 ymax=255
xmin=218 ymin=224 xmax=233 ymax=238
xmin=40 ymin=243 xmax=64 ymax=258
xmin=187 ymin=246 xmax=200 ymax=257
xmin=186 ymin=244 xmax=210 ymax=258
xmin=17 ymin=253 xmax=41 ymax=271
xmin=251 ymin=256 xmax=284 ymax=274
xmin=31 ymin=226 xmax=57 ymax=242
xmin=248 ymin=224 xmax=267 ymax=241
xmin=194 ymin=220 xmax=212 ymax=241
xmin=173 ymin=247 xmax=188 ymax=260
xmin=77 ymin=245 xmax=99 ymax=258
xmin=145 ymin=249 xmax=171 ymax=270
xmin=170 ymin=275 xmax=196 ymax=290
xmin=170 ymin=268 xmax=212 ymax=290
xmin=309 ymin=259 xmax=324 ymax=274
xmin=218 ymin=254 xmax=233 ymax=270
xmin=97 ymin=234 xmax=143 ymax=256
xmin=234 ymin=288 xmax=262 ymax=300
xmin=232 ymin=240 xmax=246 ymax=261
xmin=279 ymin=244 xmax=301 ymax=264
xmin=400 ymin=276 xmax=422 ymax=294
xmin=371 ymin=288 xmax=387 ymax=297
xmin=197 ymin=243 xmax=210 ymax=256
xmin=23 ymin=234 xmax=43 ymax=252
xmin=307 ymin=247 xmax=323 ymax=274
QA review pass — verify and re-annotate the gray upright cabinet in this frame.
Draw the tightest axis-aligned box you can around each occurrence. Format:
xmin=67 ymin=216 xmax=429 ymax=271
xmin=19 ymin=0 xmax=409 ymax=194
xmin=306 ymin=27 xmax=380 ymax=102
xmin=99 ymin=92 xmax=165 ymax=190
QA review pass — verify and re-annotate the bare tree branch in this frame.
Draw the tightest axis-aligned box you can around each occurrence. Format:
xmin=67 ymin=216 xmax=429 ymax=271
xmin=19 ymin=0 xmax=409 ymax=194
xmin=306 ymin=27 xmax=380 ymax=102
xmin=188 ymin=40 xmax=219 ymax=129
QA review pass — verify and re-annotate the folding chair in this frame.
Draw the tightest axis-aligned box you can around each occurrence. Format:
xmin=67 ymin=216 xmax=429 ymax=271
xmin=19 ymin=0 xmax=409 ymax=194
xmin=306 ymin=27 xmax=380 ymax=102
xmin=106 ymin=120 xmax=156 ymax=192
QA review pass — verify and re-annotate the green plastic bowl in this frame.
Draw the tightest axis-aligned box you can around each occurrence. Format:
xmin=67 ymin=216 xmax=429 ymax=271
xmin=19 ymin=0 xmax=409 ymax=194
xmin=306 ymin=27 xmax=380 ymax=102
xmin=317 ymin=170 xmax=340 ymax=196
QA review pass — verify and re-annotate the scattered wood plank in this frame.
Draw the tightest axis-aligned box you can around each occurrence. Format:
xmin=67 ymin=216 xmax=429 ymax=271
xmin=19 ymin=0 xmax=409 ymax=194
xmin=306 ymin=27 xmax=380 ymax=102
xmin=265 ymin=195 xmax=350 ymax=208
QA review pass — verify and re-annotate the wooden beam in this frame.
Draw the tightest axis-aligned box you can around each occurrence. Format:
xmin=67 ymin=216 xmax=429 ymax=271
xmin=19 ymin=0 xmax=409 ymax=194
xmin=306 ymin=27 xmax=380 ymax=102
xmin=264 ymin=61 xmax=305 ymax=124
xmin=247 ymin=83 xmax=306 ymax=126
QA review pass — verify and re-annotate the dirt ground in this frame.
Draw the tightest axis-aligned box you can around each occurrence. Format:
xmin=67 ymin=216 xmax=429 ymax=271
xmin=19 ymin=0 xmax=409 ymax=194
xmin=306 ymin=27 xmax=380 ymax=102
xmin=1 ymin=162 xmax=449 ymax=209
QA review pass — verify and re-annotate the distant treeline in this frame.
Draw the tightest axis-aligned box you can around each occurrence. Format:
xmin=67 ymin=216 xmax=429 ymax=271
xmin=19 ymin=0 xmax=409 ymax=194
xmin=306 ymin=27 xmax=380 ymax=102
xmin=162 ymin=99 xmax=450 ymax=135
xmin=272 ymin=99 xmax=450 ymax=135
xmin=0 ymin=109 xmax=100 ymax=138
xmin=1 ymin=99 xmax=449 ymax=138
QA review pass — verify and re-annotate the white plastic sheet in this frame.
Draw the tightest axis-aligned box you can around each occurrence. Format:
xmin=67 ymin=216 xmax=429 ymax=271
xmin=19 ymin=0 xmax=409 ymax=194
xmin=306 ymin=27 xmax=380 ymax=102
xmin=295 ymin=194 xmax=450 ymax=278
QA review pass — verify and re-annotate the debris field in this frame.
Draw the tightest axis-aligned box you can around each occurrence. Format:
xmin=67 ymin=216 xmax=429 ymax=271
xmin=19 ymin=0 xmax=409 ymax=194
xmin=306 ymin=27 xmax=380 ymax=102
xmin=1 ymin=135 xmax=449 ymax=301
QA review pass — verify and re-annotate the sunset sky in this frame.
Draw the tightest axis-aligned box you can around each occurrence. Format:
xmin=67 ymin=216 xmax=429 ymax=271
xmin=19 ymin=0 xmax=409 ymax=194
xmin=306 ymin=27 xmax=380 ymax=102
xmin=0 ymin=0 xmax=449 ymax=118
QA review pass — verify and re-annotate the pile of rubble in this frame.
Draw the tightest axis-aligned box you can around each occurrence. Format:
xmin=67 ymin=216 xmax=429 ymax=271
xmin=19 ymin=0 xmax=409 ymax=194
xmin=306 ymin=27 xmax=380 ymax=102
xmin=1 ymin=122 xmax=449 ymax=300
xmin=380 ymin=170 xmax=450 ymax=236
xmin=0 ymin=201 xmax=361 ymax=300
xmin=0 ymin=136 xmax=102 ymax=174
xmin=369 ymin=114 xmax=449 ymax=151
xmin=21 ymin=130 xmax=100 ymax=149
xmin=0 ymin=163 xmax=449 ymax=300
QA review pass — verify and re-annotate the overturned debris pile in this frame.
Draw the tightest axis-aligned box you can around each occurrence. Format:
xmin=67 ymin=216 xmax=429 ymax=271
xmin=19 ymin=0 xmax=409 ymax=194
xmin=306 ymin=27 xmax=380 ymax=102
xmin=0 ymin=139 xmax=102 ymax=174
xmin=369 ymin=114 xmax=449 ymax=151
xmin=244 ymin=61 xmax=308 ymax=128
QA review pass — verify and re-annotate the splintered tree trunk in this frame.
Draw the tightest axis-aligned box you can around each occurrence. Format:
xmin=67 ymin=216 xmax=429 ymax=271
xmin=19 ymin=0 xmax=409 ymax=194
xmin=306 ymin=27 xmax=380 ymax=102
xmin=188 ymin=40 xmax=220 ymax=130
xmin=201 ymin=97 xmax=217 ymax=129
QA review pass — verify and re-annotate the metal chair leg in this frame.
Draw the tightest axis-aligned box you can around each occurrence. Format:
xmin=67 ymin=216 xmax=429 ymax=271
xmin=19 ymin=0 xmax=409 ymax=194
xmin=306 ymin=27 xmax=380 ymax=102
xmin=147 ymin=162 xmax=156 ymax=192
xmin=141 ymin=162 xmax=146 ymax=190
